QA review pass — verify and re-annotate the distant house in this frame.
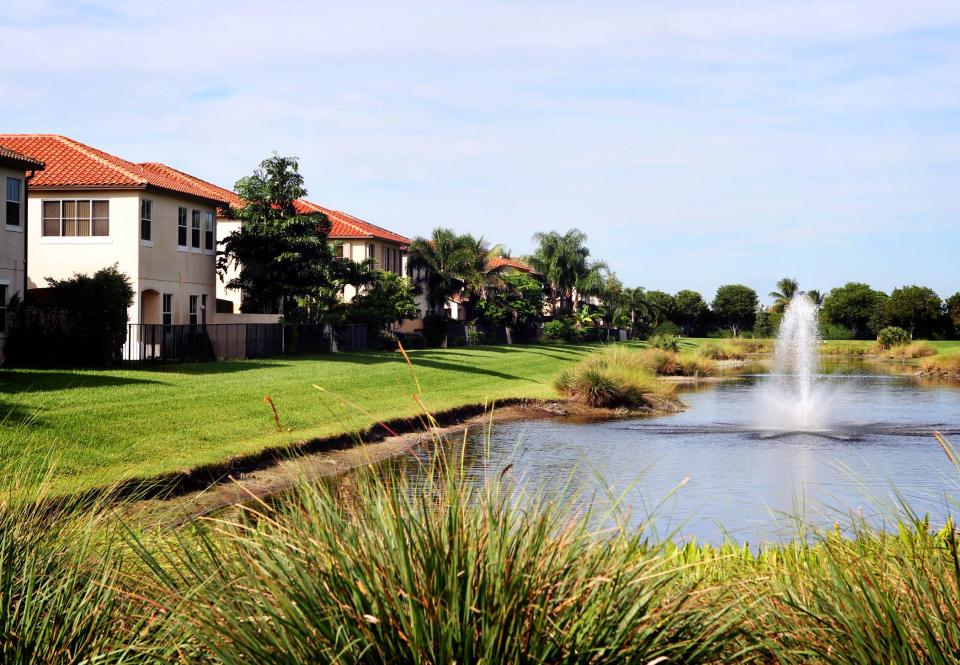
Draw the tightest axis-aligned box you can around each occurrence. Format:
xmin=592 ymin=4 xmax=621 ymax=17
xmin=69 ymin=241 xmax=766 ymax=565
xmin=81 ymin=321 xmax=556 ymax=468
xmin=141 ymin=170 xmax=411 ymax=313
xmin=0 ymin=145 xmax=44 ymax=357
xmin=0 ymin=135 xmax=228 ymax=330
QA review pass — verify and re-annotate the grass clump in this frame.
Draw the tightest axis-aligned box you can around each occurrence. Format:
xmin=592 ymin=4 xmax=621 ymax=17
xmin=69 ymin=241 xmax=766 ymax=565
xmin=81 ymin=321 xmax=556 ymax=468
xmin=637 ymin=348 xmax=718 ymax=376
xmin=697 ymin=341 xmax=747 ymax=361
xmin=880 ymin=341 xmax=938 ymax=360
xmin=820 ymin=340 xmax=873 ymax=356
xmin=648 ymin=333 xmax=681 ymax=352
xmin=554 ymin=347 xmax=679 ymax=408
xmin=921 ymin=354 xmax=960 ymax=377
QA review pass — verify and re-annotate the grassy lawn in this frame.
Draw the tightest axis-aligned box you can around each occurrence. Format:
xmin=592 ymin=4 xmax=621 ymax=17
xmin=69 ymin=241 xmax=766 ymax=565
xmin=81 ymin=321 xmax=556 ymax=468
xmin=0 ymin=344 xmax=596 ymax=494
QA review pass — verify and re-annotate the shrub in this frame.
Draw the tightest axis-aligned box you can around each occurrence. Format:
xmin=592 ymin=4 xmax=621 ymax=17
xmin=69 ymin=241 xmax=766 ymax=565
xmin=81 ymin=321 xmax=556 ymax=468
xmin=5 ymin=265 xmax=135 ymax=367
xmin=648 ymin=333 xmax=680 ymax=352
xmin=553 ymin=347 xmax=679 ymax=409
xmin=820 ymin=341 xmax=871 ymax=356
xmin=652 ymin=321 xmax=682 ymax=337
xmin=542 ymin=318 xmax=583 ymax=343
xmin=820 ymin=322 xmax=855 ymax=340
xmin=697 ymin=341 xmax=746 ymax=361
xmin=880 ymin=341 xmax=937 ymax=360
xmin=636 ymin=349 xmax=717 ymax=377
xmin=422 ymin=313 xmax=450 ymax=347
xmin=877 ymin=326 xmax=910 ymax=349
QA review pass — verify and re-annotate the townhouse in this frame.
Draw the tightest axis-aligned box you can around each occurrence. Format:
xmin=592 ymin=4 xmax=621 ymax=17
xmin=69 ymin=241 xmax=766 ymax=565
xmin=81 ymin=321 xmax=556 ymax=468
xmin=0 ymin=145 xmax=45 ymax=356
xmin=0 ymin=135 xmax=227 ymax=331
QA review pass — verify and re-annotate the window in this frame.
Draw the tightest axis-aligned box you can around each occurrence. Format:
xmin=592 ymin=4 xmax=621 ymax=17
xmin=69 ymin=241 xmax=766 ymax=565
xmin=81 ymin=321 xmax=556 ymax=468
xmin=382 ymin=245 xmax=389 ymax=271
xmin=41 ymin=200 xmax=109 ymax=237
xmin=162 ymin=294 xmax=173 ymax=326
xmin=5 ymin=178 xmax=21 ymax=227
xmin=191 ymin=211 xmax=201 ymax=249
xmin=189 ymin=295 xmax=198 ymax=325
xmin=367 ymin=243 xmax=375 ymax=260
xmin=204 ymin=212 xmax=214 ymax=251
xmin=394 ymin=248 xmax=402 ymax=275
xmin=0 ymin=284 xmax=7 ymax=331
xmin=140 ymin=199 xmax=152 ymax=242
xmin=201 ymin=294 xmax=208 ymax=324
xmin=177 ymin=207 xmax=188 ymax=247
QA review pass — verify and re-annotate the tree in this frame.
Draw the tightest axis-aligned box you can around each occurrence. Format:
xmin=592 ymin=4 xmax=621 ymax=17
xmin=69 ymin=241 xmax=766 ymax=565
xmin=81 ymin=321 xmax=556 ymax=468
xmin=946 ymin=292 xmax=960 ymax=336
xmin=806 ymin=289 xmax=824 ymax=307
xmin=622 ymin=287 xmax=656 ymax=334
xmin=346 ymin=271 xmax=419 ymax=338
xmin=405 ymin=228 xmax=489 ymax=315
xmin=645 ymin=291 xmax=677 ymax=330
xmin=769 ymin=277 xmax=800 ymax=313
xmin=674 ymin=290 xmax=709 ymax=336
xmin=821 ymin=282 xmax=888 ymax=339
xmin=711 ymin=284 xmax=758 ymax=336
xmin=475 ymin=272 xmax=544 ymax=340
xmin=218 ymin=154 xmax=337 ymax=317
xmin=887 ymin=285 xmax=945 ymax=338
xmin=528 ymin=228 xmax=605 ymax=315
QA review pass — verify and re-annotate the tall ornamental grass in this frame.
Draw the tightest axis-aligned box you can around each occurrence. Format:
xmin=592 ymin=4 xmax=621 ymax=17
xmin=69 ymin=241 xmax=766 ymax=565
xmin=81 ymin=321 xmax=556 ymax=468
xmin=553 ymin=347 xmax=680 ymax=408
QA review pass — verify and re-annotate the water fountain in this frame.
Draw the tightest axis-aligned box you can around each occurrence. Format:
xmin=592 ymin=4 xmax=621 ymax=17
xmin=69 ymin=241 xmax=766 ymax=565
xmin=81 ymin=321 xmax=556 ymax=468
xmin=760 ymin=293 xmax=823 ymax=430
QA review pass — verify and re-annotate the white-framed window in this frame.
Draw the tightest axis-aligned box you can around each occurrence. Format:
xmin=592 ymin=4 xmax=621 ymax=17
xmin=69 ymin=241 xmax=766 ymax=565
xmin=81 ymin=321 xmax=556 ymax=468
xmin=140 ymin=199 xmax=152 ymax=243
xmin=191 ymin=210 xmax=201 ymax=250
xmin=188 ymin=295 xmax=198 ymax=325
xmin=162 ymin=293 xmax=173 ymax=326
xmin=200 ymin=294 xmax=208 ymax=324
xmin=41 ymin=200 xmax=109 ymax=237
xmin=5 ymin=178 xmax=21 ymax=228
xmin=204 ymin=212 xmax=214 ymax=252
xmin=0 ymin=283 xmax=7 ymax=331
xmin=177 ymin=207 xmax=188 ymax=248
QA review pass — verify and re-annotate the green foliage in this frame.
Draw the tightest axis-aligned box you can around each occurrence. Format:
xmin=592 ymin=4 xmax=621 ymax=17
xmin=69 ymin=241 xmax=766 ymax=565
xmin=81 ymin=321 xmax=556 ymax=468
xmin=554 ymin=347 xmax=679 ymax=409
xmin=753 ymin=310 xmax=775 ymax=338
xmin=711 ymin=284 xmax=758 ymax=336
xmin=218 ymin=154 xmax=337 ymax=316
xmin=6 ymin=265 xmax=134 ymax=367
xmin=768 ymin=277 xmax=799 ymax=313
xmin=542 ymin=318 xmax=582 ymax=343
xmin=475 ymin=272 xmax=544 ymax=338
xmin=346 ymin=271 xmax=419 ymax=334
xmin=648 ymin=332 xmax=681 ymax=352
xmin=876 ymin=325 xmax=911 ymax=349
xmin=645 ymin=290 xmax=677 ymax=329
xmin=528 ymin=228 xmax=605 ymax=315
xmin=819 ymin=321 xmax=854 ymax=340
xmin=821 ymin=282 xmax=889 ymax=339
xmin=947 ymin=292 xmax=960 ymax=330
xmin=674 ymin=289 xmax=710 ymax=336
xmin=406 ymin=228 xmax=494 ymax=316
xmin=887 ymin=285 xmax=945 ymax=339
xmin=421 ymin=313 xmax=450 ymax=347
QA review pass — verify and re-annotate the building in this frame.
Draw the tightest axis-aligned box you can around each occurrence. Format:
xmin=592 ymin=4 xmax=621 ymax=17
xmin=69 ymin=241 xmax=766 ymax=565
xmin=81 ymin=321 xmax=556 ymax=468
xmin=132 ymin=167 xmax=411 ymax=313
xmin=0 ymin=135 xmax=227 ymax=331
xmin=0 ymin=145 xmax=45 ymax=357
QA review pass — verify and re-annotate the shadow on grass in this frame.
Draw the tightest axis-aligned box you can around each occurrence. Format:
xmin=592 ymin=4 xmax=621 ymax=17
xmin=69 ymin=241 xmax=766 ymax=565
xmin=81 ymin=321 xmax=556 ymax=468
xmin=0 ymin=371 xmax=165 ymax=394
xmin=142 ymin=360 xmax=291 ymax=376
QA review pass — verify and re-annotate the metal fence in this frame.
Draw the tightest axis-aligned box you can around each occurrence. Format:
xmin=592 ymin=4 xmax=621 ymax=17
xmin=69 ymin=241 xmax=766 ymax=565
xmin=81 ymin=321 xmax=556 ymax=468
xmin=122 ymin=323 xmax=329 ymax=364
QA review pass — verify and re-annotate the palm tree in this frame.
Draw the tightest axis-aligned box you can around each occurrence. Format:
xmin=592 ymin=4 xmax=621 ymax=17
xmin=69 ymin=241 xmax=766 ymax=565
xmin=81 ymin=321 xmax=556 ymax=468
xmin=806 ymin=289 xmax=824 ymax=307
xmin=623 ymin=287 xmax=657 ymax=333
xmin=528 ymin=228 xmax=599 ymax=315
xmin=769 ymin=277 xmax=800 ymax=313
xmin=405 ymin=228 xmax=491 ymax=316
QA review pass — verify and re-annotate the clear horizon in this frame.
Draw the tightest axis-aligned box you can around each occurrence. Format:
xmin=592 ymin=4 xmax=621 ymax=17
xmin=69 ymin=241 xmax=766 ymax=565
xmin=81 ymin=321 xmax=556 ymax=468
xmin=2 ymin=1 xmax=958 ymax=302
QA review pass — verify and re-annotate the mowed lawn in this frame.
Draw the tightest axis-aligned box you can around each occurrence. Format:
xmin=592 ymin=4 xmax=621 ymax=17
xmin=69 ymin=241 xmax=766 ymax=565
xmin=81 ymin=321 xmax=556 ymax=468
xmin=0 ymin=344 xmax=595 ymax=494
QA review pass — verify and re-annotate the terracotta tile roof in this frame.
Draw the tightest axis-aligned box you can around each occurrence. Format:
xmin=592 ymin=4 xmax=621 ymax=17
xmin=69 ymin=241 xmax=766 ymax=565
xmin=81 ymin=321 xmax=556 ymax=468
xmin=0 ymin=134 xmax=227 ymax=206
xmin=0 ymin=144 xmax=45 ymax=171
xmin=488 ymin=256 xmax=535 ymax=273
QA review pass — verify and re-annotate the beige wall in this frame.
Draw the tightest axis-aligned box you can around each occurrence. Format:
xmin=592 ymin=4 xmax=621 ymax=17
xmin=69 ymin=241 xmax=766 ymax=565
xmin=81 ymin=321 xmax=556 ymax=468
xmin=337 ymin=238 xmax=408 ymax=302
xmin=0 ymin=165 xmax=27 ymax=354
xmin=215 ymin=218 xmax=241 ymax=309
xmin=26 ymin=188 xmax=217 ymax=326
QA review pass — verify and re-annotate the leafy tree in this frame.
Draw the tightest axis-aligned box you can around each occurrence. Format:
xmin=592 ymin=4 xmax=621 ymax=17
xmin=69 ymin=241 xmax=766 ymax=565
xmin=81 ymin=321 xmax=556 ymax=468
xmin=674 ymin=290 xmax=709 ymax=336
xmin=621 ymin=287 xmax=655 ymax=334
xmin=645 ymin=291 xmax=677 ymax=329
xmin=711 ymin=284 xmax=758 ymax=336
xmin=528 ymin=228 xmax=605 ymax=314
xmin=346 ymin=271 xmax=419 ymax=335
xmin=475 ymin=272 xmax=544 ymax=339
xmin=406 ymin=228 xmax=490 ymax=316
xmin=821 ymin=282 xmax=888 ymax=340
xmin=806 ymin=289 xmax=824 ymax=307
xmin=887 ymin=285 xmax=945 ymax=338
xmin=218 ymin=154 xmax=336 ymax=317
xmin=769 ymin=277 xmax=800 ymax=313
xmin=946 ymin=292 xmax=960 ymax=336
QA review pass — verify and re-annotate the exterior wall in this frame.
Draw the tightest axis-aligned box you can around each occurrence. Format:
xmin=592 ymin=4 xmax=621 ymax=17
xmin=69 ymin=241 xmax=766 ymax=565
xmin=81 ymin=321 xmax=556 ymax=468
xmin=338 ymin=238 xmax=407 ymax=302
xmin=0 ymin=165 xmax=27 ymax=354
xmin=137 ymin=192 xmax=218 ymax=325
xmin=215 ymin=218 xmax=241 ymax=310
xmin=26 ymin=189 xmax=217 ymax=326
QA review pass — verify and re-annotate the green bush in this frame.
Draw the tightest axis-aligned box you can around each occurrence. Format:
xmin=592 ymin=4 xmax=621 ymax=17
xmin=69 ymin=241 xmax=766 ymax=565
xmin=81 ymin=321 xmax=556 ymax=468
xmin=648 ymin=333 xmax=681 ymax=352
xmin=820 ymin=322 xmax=855 ymax=340
xmin=877 ymin=326 xmax=910 ymax=349
xmin=652 ymin=321 xmax=682 ymax=336
xmin=542 ymin=318 xmax=582 ymax=343
xmin=422 ymin=313 xmax=450 ymax=347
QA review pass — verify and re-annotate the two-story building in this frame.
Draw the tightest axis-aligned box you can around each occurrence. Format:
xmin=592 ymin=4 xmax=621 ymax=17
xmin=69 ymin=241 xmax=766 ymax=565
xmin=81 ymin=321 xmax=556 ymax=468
xmin=132 ymin=168 xmax=411 ymax=313
xmin=0 ymin=145 xmax=45 ymax=357
xmin=0 ymin=135 xmax=227 ymax=332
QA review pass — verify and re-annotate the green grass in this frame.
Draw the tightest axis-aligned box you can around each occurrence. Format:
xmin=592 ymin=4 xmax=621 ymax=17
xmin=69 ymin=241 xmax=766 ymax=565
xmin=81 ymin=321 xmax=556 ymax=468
xmin=0 ymin=344 xmax=596 ymax=494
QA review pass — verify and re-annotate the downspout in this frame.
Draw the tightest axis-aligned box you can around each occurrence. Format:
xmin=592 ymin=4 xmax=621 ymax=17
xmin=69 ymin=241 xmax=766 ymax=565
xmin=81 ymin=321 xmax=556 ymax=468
xmin=22 ymin=171 xmax=33 ymax=299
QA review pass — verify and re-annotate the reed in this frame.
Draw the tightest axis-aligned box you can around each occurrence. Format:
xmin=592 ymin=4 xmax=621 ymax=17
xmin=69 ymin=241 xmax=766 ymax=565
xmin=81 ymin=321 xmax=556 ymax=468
xmin=554 ymin=347 xmax=680 ymax=408
xmin=880 ymin=341 xmax=938 ymax=360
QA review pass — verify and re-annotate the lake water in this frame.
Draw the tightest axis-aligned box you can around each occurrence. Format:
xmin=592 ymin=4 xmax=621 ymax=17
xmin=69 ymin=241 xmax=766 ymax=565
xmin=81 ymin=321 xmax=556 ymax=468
xmin=405 ymin=362 xmax=960 ymax=545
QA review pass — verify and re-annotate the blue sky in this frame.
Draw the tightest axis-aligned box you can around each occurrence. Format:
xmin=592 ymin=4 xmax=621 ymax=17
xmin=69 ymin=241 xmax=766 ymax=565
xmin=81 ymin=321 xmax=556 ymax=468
xmin=2 ymin=1 xmax=958 ymax=302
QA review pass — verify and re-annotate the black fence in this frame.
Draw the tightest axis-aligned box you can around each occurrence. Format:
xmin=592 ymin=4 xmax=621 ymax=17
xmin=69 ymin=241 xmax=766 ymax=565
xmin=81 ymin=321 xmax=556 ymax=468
xmin=122 ymin=324 xmax=330 ymax=364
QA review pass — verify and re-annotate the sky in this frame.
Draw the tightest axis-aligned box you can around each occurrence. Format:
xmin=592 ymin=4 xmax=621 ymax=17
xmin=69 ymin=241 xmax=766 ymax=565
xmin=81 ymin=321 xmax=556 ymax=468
xmin=2 ymin=0 xmax=959 ymax=302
